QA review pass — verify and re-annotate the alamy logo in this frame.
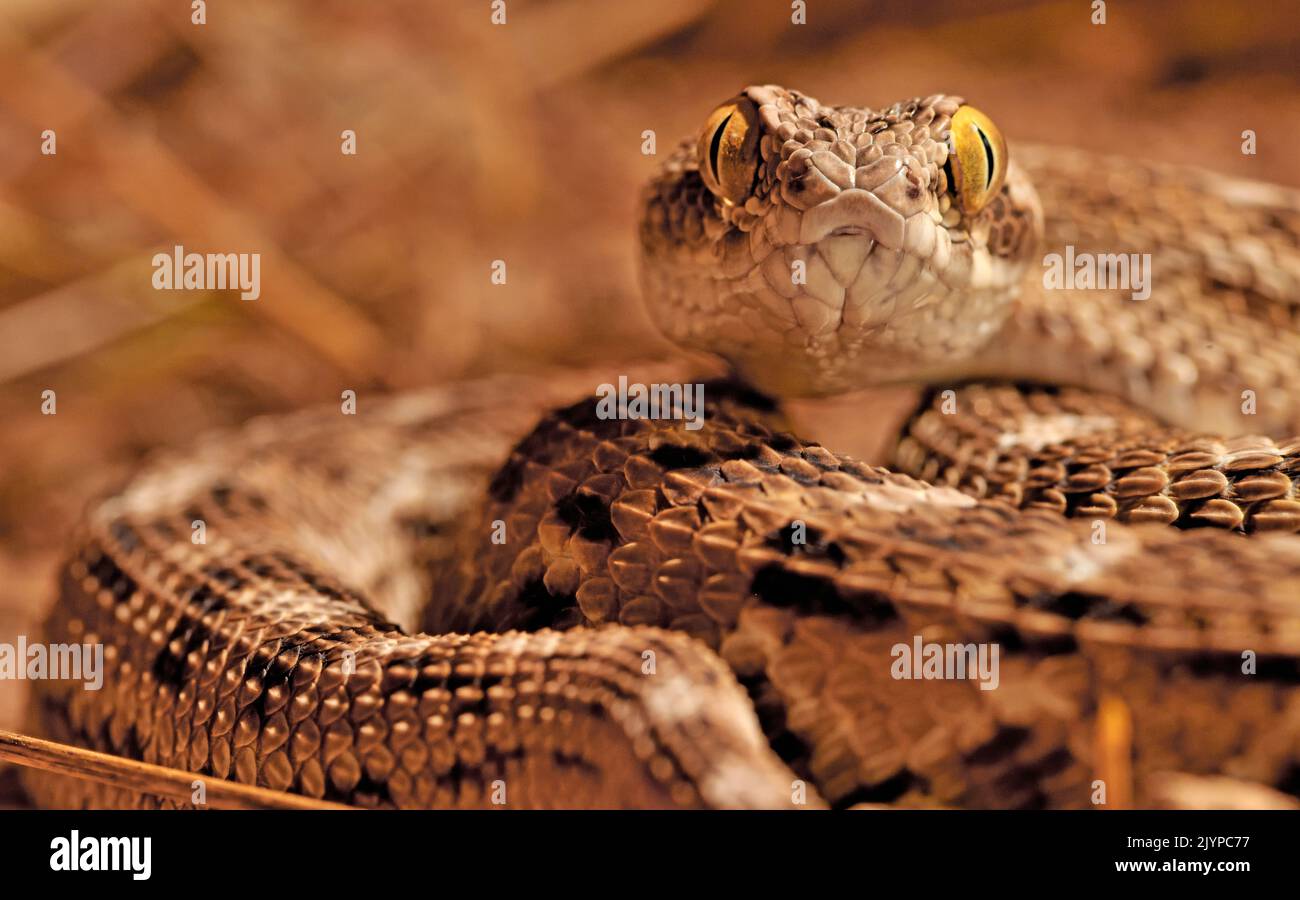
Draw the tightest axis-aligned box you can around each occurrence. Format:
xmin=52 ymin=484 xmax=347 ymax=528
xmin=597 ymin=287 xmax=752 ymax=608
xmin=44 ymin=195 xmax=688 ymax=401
xmin=152 ymin=244 xmax=261 ymax=300
xmin=1042 ymin=244 xmax=1151 ymax=301
xmin=595 ymin=376 xmax=705 ymax=431
xmin=891 ymin=635 xmax=1000 ymax=691
xmin=0 ymin=636 xmax=103 ymax=690
xmin=49 ymin=831 xmax=151 ymax=880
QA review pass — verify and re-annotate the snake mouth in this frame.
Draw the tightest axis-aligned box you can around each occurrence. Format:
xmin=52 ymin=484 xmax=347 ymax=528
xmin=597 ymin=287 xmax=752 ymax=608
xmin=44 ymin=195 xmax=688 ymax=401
xmin=799 ymin=189 xmax=905 ymax=249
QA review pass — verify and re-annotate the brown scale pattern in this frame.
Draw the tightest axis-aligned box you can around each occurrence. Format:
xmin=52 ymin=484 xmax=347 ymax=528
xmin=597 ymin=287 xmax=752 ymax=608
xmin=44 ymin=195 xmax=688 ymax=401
xmin=952 ymin=146 xmax=1300 ymax=442
xmin=37 ymin=552 xmax=727 ymax=808
xmin=26 ymin=373 xmax=806 ymax=810
xmin=432 ymin=386 xmax=1300 ymax=807
xmin=895 ymin=383 xmax=1300 ymax=533
xmin=31 ymin=526 xmax=797 ymax=810
xmin=26 ymin=378 xmax=1300 ymax=810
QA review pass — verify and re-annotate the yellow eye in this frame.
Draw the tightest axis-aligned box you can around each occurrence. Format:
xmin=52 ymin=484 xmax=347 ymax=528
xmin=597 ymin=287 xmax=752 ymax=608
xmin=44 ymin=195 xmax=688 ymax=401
xmin=947 ymin=105 xmax=1007 ymax=216
xmin=697 ymin=96 xmax=761 ymax=206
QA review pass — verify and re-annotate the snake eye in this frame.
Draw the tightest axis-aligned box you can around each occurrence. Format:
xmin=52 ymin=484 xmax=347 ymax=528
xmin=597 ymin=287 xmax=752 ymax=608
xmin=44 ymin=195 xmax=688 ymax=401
xmin=946 ymin=105 xmax=1008 ymax=216
xmin=697 ymin=96 xmax=761 ymax=206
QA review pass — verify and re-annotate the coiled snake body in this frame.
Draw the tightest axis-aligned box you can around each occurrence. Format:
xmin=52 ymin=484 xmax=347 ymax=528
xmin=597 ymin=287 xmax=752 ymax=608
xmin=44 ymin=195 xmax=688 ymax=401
xmin=25 ymin=86 xmax=1300 ymax=809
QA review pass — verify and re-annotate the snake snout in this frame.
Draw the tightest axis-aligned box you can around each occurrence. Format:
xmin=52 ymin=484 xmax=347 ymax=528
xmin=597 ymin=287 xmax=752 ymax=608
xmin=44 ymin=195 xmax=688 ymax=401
xmin=798 ymin=188 xmax=907 ymax=249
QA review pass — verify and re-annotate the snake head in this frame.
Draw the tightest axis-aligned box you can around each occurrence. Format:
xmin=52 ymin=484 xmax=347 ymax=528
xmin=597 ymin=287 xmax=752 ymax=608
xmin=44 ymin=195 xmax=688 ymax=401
xmin=639 ymin=85 xmax=1043 ymax=396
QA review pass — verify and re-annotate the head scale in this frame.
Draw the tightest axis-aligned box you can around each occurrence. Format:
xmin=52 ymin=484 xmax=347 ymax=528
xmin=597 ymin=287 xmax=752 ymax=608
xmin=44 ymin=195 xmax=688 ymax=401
xmin=638 ymin=84 xmax=1042 ymax=396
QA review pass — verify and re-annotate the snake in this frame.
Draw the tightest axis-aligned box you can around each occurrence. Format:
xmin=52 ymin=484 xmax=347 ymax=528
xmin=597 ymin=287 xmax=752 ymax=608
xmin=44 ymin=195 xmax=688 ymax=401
xmin=21 ymin=84 xmax=1300 ymax=810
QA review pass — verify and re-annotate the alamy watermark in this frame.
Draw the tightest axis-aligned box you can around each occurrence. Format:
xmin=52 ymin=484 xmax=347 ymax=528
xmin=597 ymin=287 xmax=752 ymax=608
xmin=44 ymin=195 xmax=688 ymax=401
xmin=0 ymin=636 xmax=103 ymax=690
xmin=595 ymin=376 xmax=705 ymax=431
xmin=891 ymin=635 xmax=1000 ymax=691
xmin=1042 ymin=245 xmax=1150 ymax=301
xmin=50 ymin=831 xmax=150 ymax=880
xmin=152 ymin=244 xmax=261 ymax=300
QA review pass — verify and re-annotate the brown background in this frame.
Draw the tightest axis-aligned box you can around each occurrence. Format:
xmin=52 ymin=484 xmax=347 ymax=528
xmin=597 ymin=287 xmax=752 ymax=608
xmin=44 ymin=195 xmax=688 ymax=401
xmin=1 ymin=0 xmax=1298 ymax=792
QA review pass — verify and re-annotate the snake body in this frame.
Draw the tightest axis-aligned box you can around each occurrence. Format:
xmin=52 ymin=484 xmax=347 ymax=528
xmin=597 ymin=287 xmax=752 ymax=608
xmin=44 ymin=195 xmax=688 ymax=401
xmin=23 ymin=86 xmax=1300 ymax=809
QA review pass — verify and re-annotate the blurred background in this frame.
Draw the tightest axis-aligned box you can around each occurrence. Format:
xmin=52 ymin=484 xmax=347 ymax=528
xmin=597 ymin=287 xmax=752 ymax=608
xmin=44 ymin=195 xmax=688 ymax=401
xmin=0 ymin=0 xmax=1298 ymax=795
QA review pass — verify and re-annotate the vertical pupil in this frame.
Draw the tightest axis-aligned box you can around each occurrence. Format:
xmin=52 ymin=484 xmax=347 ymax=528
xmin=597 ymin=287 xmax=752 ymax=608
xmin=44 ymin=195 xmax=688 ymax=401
xmin=709 ymin=113 xmax=733 ymax=182
xmin=976 ymin=126 xmax=996 ymax=189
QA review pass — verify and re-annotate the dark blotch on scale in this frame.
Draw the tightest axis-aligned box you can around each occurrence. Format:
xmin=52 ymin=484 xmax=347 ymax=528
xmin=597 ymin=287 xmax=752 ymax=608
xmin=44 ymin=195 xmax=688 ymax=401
xmin=515 ymin=577 xmax=579 ymax=631
xmin=151 ymin=583 xmax=227 ymax=686
xmin=1027 ymin=590 xmax=1148 ymax=626
xmin=649 ymin=444 xmax=713 ymax=470
xmin=555 ymin=490 xmax=619 ymax=543
xmin=89 ymin=550 xmax=139 ymax=603
xmin=765 ymin=521 xmax=847 ymax=566
xmin=749 ymin=564 xmax=896 ymax=623
xmin=487 ymin=456 xmax=527 ymax=504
